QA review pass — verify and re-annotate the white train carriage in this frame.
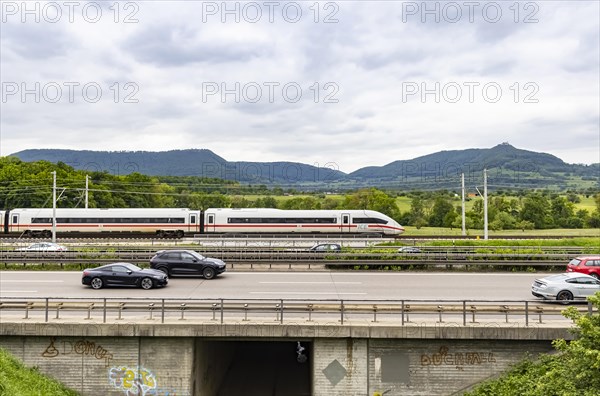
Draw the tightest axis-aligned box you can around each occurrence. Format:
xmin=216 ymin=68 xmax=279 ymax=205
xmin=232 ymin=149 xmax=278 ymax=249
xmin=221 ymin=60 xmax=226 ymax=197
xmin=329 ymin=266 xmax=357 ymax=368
xmin=203 ymin=208 xmax=404 ymax=236
xmin=7 ymin=208 xmax=201 ymax=237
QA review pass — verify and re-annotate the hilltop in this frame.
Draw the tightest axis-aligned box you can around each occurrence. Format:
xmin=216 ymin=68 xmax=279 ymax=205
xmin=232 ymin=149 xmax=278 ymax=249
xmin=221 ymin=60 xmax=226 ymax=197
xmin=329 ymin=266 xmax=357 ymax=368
xmin=11 ymin=144 xmax=599 ymax=190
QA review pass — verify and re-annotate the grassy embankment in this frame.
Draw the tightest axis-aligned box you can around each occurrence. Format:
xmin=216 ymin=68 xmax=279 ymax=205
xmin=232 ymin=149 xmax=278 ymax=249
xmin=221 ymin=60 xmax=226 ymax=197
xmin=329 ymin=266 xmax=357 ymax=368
xmin=0 ymin=348 xmax=78 ymax=396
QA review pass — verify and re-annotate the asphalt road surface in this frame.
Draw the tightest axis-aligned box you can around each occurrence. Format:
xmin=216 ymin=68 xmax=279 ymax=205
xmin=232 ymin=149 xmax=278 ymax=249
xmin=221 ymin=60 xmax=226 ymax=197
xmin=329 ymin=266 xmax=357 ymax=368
xmin=0 ymin=271 xmax=553 ymax=301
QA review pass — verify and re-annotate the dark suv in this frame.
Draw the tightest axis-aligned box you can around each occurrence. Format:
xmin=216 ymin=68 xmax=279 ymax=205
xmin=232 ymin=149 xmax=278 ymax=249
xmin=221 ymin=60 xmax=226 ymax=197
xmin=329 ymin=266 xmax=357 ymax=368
xmin=150 ymin=250 xmax=226 ymax=279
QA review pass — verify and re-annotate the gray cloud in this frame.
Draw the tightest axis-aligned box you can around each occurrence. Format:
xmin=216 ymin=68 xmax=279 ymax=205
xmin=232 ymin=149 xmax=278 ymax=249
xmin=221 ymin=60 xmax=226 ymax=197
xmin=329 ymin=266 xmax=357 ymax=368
xmin=124 ymin=25 xmax=270 ymax=66
xmin=0 ymin=1 xmax=598 ymax=170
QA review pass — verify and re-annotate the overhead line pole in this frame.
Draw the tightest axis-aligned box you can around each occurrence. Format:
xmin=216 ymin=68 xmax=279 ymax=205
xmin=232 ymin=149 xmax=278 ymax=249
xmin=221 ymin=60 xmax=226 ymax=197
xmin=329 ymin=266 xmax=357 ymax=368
xmin=85 ymin=175 xmax=89 ymax=209
xmin=52 ymin=171 xmax=56 ymax=243
xmin=484 ymin=169 xmax=488 ymax=240
xmin=461 ymin=173 xmax=466 ymax=237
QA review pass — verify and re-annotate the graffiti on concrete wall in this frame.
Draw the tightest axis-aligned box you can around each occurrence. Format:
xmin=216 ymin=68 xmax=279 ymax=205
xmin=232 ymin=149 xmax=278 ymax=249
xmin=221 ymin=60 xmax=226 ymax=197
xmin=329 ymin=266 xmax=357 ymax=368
xmin=420 ymin=346 xmax=496 ymax=368
xmin=41 ymin=337 xmax=113 ymax=366
xmin=108 ymin=366 xmax=186 ymax=396
xmin=109 ymin=366 xmax=156 ymax=395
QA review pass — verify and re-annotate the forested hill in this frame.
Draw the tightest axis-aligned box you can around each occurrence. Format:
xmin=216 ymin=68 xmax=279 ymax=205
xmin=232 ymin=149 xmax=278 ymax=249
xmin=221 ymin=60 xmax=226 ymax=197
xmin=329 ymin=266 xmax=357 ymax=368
xmin=11 ymin=144 xmax=599 ymax=190
xmin=12 ymin=149 xmax=346 ymax=184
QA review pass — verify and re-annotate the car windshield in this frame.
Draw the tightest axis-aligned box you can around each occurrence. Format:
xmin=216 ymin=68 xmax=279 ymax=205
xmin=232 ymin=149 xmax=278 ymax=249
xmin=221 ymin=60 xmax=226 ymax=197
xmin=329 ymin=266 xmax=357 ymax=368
xmin=190 ymin=251 xmax=205 ymax=260
xmin=125 ymin=264 xmax=142 ymax=271
xmin=569 ymin=259 xmax=581 ymax=266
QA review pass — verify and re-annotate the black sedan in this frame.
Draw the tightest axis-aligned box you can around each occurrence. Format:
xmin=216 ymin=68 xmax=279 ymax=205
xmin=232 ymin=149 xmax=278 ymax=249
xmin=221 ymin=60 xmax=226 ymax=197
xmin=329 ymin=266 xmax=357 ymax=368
xmin=82 ymin=263 xmax=168 ymax=290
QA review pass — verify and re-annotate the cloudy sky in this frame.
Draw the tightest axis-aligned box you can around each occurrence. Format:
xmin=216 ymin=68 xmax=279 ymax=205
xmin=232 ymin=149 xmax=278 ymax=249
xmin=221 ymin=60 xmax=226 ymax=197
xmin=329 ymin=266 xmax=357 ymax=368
xmin=1 ymin=1 xmax=599 ymax=173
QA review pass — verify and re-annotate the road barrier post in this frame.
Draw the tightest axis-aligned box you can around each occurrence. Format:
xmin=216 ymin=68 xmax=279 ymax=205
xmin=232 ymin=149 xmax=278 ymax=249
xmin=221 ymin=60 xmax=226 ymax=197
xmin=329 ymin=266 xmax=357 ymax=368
xmin=401 ymin=301 xmax=405 ymax=326
xmin=148 ymin=303 xmax=154 ymax=320
xmin=117 ymin=303 xmax=125 ymax=320
xmin=55 ymin=302 xmax=63 ymax=320
xmin=24 ymin=302 xmax=33 ymax=320
xmin=86 ymin=303 xmax=94 ymax=320
xmin=221 ymin=299 xmax=224 ymax=324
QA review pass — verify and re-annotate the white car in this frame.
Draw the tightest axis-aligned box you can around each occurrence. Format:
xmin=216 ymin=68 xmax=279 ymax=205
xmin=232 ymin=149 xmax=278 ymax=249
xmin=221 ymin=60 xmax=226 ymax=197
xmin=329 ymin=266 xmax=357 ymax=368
xmin=531 ymin=273 xmax=600 ymax=302
xmin=16 ymin=242 xmax=68 ymax=252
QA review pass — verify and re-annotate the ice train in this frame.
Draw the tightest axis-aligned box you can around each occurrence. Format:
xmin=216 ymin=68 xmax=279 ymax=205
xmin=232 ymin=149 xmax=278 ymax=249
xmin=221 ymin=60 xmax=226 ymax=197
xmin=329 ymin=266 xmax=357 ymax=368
xmin=0 ymin=208 xmax=404 ymax=237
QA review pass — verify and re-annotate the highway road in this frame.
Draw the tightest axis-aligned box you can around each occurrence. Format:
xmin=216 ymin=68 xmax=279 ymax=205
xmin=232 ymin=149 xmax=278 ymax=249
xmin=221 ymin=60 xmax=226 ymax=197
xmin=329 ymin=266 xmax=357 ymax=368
xmin=0 ymin=271 xmax=554 ymax=301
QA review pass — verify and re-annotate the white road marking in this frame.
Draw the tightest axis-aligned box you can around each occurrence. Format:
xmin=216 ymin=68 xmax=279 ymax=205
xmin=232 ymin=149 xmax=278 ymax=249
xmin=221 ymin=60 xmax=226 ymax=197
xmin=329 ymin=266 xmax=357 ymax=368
xmin=0 ymin=280 xmax=65 ymax=283
xmin=249 ymin=292 xmax=367 ymax=295
xmin=259 ymin=281 xmax=361 ymax=284
xmin=0 ymin=290 xmax=38 ymax=293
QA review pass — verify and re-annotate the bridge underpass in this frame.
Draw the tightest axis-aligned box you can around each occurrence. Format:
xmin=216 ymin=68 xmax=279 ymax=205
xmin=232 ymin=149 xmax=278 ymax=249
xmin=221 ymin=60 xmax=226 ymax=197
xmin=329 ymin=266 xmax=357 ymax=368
xmin=194 ymin=340 xmax=311 ymax=396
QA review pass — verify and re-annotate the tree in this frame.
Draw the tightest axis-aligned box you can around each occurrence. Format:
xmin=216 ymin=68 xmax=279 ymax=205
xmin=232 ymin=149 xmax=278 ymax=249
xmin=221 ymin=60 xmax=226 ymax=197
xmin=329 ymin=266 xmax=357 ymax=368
xmin=520 ymin=194 xmax=551 ymax=229
xmin=516 ymin=220 xmax=535 ymax=231
xmin=341 ymin=188 xmax=400 ymax=219
xmin=428 ymin=196 xmax=455 ymax=227
xmin=550 ymin=196 xmax=575 ymax=227
xmin=253 ymin=196 xmax=278 ymax=208
xmin=466 ymin=293 xmax=600 ymax=396
xmin=408 ymin=196 xmax=426 ymax=227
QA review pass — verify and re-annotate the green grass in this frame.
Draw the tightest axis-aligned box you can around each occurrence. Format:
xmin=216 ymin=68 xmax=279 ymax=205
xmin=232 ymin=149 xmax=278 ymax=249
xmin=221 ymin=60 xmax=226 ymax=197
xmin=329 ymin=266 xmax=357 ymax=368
xmin=0 ymin=348 xmax=79 ymax=396
xmin=401 ymin=226 xmax=600 ymax=237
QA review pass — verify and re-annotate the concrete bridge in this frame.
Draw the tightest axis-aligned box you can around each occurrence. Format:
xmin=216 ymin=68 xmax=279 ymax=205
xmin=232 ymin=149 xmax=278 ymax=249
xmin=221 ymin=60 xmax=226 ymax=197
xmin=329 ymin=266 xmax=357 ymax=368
xmin=0 ymin=299 xmax=577 ymax=396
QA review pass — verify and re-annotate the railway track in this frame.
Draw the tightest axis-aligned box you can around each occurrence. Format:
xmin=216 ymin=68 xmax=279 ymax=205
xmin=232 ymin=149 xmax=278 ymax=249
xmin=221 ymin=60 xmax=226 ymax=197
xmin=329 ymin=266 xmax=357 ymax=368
xmin=0 ymin=233 xmax=596 ymax=242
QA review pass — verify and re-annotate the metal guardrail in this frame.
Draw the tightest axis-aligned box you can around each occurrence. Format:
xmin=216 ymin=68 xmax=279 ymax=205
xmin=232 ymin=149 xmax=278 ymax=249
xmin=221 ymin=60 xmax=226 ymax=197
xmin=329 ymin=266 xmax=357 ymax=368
xmin=0 ymin=297 xmax=594 ymax=326
xmin=0 ymin=252 xmax=581 ymax=270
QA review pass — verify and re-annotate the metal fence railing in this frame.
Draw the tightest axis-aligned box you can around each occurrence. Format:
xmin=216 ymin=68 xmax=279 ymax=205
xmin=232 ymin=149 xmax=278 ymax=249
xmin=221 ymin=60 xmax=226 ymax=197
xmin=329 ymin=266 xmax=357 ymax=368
xmin=0 ymin=297 xmax=594 ymax=326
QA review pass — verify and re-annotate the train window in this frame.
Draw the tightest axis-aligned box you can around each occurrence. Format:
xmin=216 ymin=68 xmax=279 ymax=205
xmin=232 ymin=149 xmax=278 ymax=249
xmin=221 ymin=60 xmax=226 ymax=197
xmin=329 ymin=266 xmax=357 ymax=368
xmin=353 ymin=218 xmax=388 ymax=224
xmin=208 ymin=216 xmax=214 ymax=224
xmin=12 ymin=215 xmax=18 ymax=223
xmin=228 ymin=217 xmax=337 ymax=224
xmin=190 ymin=215 xmax=196 ymax=224
xmin=343 ymin=216 xmax=349 ymax=224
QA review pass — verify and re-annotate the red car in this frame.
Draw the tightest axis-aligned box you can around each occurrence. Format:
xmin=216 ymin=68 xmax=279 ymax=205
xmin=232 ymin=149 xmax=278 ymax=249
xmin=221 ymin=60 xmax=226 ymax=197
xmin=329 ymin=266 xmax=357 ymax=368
xmin=566 ymin=256 xmax=600 ymax=279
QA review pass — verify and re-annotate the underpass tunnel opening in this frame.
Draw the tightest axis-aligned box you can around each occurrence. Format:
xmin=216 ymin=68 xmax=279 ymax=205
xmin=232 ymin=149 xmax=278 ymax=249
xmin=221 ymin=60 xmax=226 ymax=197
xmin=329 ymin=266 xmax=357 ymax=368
xmin=194 ymin=339 xmax=312 ymax=396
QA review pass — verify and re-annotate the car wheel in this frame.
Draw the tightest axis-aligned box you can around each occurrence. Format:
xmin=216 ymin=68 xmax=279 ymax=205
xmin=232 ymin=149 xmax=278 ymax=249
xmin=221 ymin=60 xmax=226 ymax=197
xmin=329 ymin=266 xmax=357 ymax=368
xmin=140 ymin=277 xmax=154 ymax=290
xmin=557 ymin=290 xmax=573 ymax=303
xmin=90 ymin=277 xmax=103 ymax=290
xmin=157 ymin=267 xmax=170 ymax=277
xmin=590 ymin=273 xmax=599 ymax=280
xmin=203 ymin=267 xmax=216 ymax=280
